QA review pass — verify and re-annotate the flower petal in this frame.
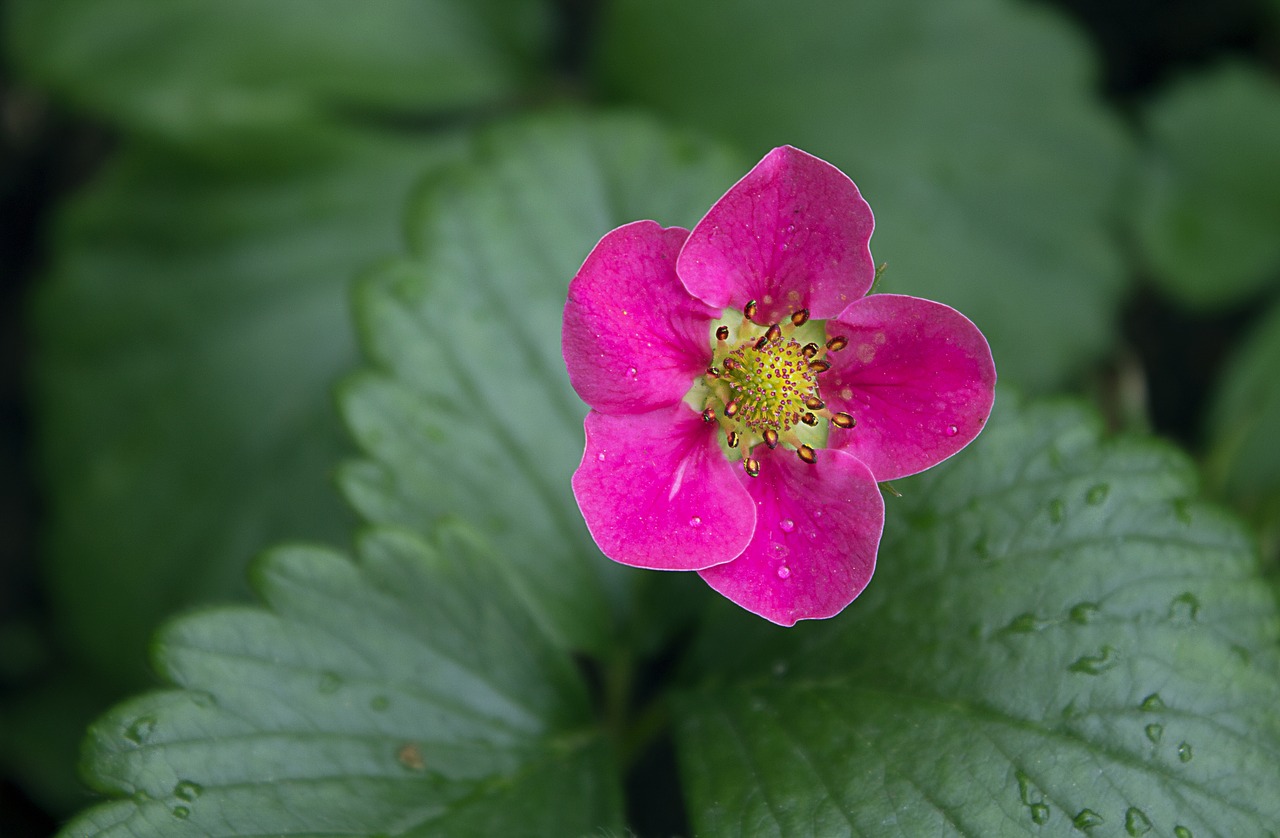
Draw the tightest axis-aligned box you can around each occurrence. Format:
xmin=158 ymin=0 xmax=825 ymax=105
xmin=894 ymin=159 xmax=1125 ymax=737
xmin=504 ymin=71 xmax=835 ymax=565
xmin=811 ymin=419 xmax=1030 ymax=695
xmin=823 ymin=294 xmax=996 ymax=481
xmin=563 ymin=220 xmax=721 ymax=415
xmin=698 ymin=447 xmax=883 ymax=626
xmin=677 ymin=146 xmax=875 ymax=324
xmin=572 ymin=403 xmax=755 ymax=571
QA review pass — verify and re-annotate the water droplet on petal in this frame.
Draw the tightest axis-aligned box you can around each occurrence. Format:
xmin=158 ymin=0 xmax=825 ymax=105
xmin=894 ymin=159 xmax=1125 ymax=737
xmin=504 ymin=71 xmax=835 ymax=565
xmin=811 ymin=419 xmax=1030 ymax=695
xmin=945 ymin=424 xmax=959 ymax=437
xmin=597 ymin=452 xmax=606 ymax=461
xmin=778 ymin=518 xmax=795 ymax=533
xmin=688 ymin=516 xmax=702 ymax=528
xmin=776 ymin=565 xmax=791 ymax=579
xmin=626 ymin=367 xmax=638 ymax=379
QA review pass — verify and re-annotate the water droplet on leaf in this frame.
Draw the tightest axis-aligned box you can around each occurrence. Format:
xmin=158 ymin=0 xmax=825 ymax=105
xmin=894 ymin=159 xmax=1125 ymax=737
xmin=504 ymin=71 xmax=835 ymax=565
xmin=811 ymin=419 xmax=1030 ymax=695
xmin=1069 ymin=645 xmax=1119 ymax=675
xmin=1073 ymin=809 xmax=1104 ymax=830
xmin=173 ymin=806 xmax=190 ymax=820
xmin=1004 ymin=612 xmax=1043 ymax=633
xmin=174 ymin=781 xmax=203 ymax=801
xmin=1145 ymin=723 xmax=1163 ymax=744
xmin=1085 ymin=483 xmax=1110 ymax=505
xmin=1178 ymin=741 xmax=1193 ymax=762
xmin=1030 ymin=803 xmax=1050 ymax=825
xmin=1140 ymin=693 xmax=1166 ymax=712
xmin=125 ymin=716 xmax=157 ymax=744
xmin=1048 ymin=498 xmax=1065 ymax=523
xmin=1173 ymin=826 xmax=1193 ymax=838
xmin=1069 ymin=602 xmax=1100 ymax=624
xmin=370 ymin=695 xmax=390 ymax=711
xmin=1125 ymin=807 xmax=1153 ymax=835
xmin=1169 ymin=592 xmax=1201 ymax=621
xmin=317 ymin=672 xmax=342 ymax=694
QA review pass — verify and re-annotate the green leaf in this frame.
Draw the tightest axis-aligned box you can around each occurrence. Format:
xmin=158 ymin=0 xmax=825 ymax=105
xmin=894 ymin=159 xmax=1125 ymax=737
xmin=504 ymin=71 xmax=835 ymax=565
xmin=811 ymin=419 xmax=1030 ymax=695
xmin=60 ymin=526 xmax=621 ymax=837
xmin=1207 ymin=297 xmax=1280 ymax=540
xmin=339 ymin=111 xmax=746 ymax=652
xmin=6 ymin=0 xmax=550 ymax=147
xmin=1132 ymin=64 xmax=1280 ymax=309
xmin=676 ymin=397 xmax=1280 ymax=836
xmin=596 ymin=0 xmax=1133 ymax=390
xmin=32 ymin=135 xmax=463 ymax=686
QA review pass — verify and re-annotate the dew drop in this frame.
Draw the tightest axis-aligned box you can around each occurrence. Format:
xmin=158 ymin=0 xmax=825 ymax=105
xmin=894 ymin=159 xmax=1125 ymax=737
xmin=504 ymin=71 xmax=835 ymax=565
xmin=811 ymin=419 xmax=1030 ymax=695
xmin=125 ymin=716 xmax=157 ymax=745
xmin=1174 ymin=826 xmax=1193 ymax=838
xmin=1085 ymin=483 xmax=1110 ymax=505
xmin=1144 ymin=723 xmax=1164 ymax=744
xmin=778 ymin=518 xmax=795 ymax=533
xmin=317 ymin=671 xmax=342 ymax=694
xmin=1177 ymin=741 xmax=1193 ymax=762
xmin=776 ymin=565 xmax=791 ymax=579
xmin=1072 ymin=808 xmax=1104 ymax=830
xmin=1048 ymin=498 xmax=1065 ymax=523
xmin=370 ymin=695 xmax=390 ymax=712
xmin=688 ymin=516 xmax=702 ymax=528
xmin=1069 ymin=602 xmax=1100 ymax=624
xmin=597 ymin=452 xmax=606 ymax=461
xmin=945 ymin=424 xmax=959 ymax=437
xmin=1125 ymin=807 xmax=1153 ymax=836
xmin=1030 ymin=803 xmax=1050 ymax=825
xmin=626 ymin=367 xmax=639 ymax=379
xmin=1004 ymin=612 xmax=1043 ymax=634
xmin=1068 ymin=645 xmax=1119 ymax=675
xmin=1140 ymin=693 xmax=1166 ymax=712
xmin=174 ymin=780 xmax=203 ymax=802
xmin=173 ymin=806 xmax=190 ymax=820
xmin=1169 ymin=592 xmax=1201 ymax=621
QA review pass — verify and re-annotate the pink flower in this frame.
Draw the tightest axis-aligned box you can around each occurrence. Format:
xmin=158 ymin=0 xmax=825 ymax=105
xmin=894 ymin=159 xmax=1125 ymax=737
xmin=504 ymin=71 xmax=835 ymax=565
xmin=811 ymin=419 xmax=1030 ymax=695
xmin=562 ymin=146 xmax=995 ymax=626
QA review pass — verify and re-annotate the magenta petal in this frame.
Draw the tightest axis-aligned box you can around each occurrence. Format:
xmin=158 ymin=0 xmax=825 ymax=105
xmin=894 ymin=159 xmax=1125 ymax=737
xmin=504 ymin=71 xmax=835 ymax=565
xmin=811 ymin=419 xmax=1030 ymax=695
xmin=677 ymin=146 xmax=875 ymax=324
xmin=824 ymin=294 xmax=996 ymax=481
xmin=699 ymin=447 xmax=883 ymax=626
xmin=572 ymin=403 xmax=755 ymax=571
xmin=563 ymin=220 xmax=721 ymax=415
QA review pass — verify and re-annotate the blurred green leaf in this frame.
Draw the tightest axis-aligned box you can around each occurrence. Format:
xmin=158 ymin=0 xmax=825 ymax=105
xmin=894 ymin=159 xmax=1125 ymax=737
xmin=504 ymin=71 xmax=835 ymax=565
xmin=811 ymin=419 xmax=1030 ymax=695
xmin=6 ymin=0 xmax=550 ymax=149
xmin=677 ymin=397 xmax=1280 ymax=836
xmin=61 ymin=526 xmax=621 ymax=837
xmin=1208 ymin=298 xmax=1280 ymax=541
xmin=341 ymin=111 xmax=745 ymax=653
xmin=596 ymin=0 xmax=1133 ymax=390
xmin=33 ymin=136 xmax=463 ymax=687
xmin=1131 ymin=63 xmax=1280 ymax=309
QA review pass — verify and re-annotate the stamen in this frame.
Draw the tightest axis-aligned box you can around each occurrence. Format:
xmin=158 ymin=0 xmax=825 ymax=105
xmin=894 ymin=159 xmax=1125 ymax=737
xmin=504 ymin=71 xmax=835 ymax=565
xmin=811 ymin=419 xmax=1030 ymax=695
xmin=797 ymin=445 xmax=817 ymax=464
xmin=724 ymin=400 xmax=740 ymax=418
xmin=801 ymin=412 xmax=818 ymax=426
xmin=716 ymin=325 xmax=730 ymax=342
xmin=831 ymin=412 xmax=856 ymax=429
xmin=803 ymin=396 xmax=825 ymax=411
xmin=727 ymin=431 xmax=740 ymax=449
xmin=754 ymin=334 xmax=770 ymax=351
xmin=763 ymin=429 xmax=779 ymax=449
xmin=743 ymin=300 xmax=758 ymax=322
xmin=701 ymin=407 xmax=716 ymax=423
xmin=808 ymin=360 xmax=831 ymax=373
xmin=826 ymin=335 xmax=848 ymax=352
xmin=706 ymin=366 xmax=721 ymax=379
xmin=801 ymin=343 xmax=820 ymax=359
xmin=764 ymin=323 xmax=782 ymax=343
xmin=743 ymin=457 xmax=761 ymax=478
xmin=790 ymin=309 xmax=810 ymax=327
xmin=723 ymin=357 xmax=740 ymax=372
